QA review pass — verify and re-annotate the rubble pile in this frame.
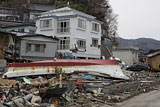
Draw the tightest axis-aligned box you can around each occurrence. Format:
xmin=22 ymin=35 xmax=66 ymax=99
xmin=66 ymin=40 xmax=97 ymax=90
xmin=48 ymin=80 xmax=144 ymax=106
xmin=0 ymin=68 xmax=160 ymax=107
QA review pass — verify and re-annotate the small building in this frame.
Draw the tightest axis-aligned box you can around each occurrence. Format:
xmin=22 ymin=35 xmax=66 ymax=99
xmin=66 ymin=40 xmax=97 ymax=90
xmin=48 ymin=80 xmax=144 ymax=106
xmin=19 ymin=34 xmax=58 ymax=61
xmin=36 ymin=7 xmax=102 ymax=59
xmin=0 ymin=31 xmax=58 ymax=62
xmin=0 ymin=6 xmax=20 ymax=22
xmin=112 ymin=47 xmax=139 ymax=66
xmin=138 ymin=49 xmax=146 ymax=63
xmin=146 ymin=50 xmax=160 ymax=71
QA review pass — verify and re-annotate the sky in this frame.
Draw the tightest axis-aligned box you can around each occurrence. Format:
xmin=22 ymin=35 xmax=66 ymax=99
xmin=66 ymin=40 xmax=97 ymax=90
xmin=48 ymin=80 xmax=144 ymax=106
xmin=109 ymin=0 xmax=160 ymax=40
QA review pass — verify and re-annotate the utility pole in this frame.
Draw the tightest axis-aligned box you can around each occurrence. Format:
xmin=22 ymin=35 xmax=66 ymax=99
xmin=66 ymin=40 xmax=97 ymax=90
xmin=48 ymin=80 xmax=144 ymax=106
xmin=0 ymin=33 xmax=7 ymax=72
xmin=0 ymin=35 xmax=5 ymax=59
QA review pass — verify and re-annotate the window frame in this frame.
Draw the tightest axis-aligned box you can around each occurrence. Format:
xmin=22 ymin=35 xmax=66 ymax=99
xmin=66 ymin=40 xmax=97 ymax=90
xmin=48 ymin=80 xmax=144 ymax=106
xmin=92 ymin=22 xmax=99 ymax=32
xmin=57 ymin=37 xmax=70 ymax=50
xmin=26 ymin=43 xmax=46 ymax=53
xmin=78 ymin=18 xmax=86 ymax=29
xmin=57 ymin=19 xmax=70 ymax=33
xmin=92 ymin=38 xmax=99 ymax=48
xmin=77 ymin=39 xmax=86 ymax=49
xmin=40 ymin=19 xmax=52 ymax=29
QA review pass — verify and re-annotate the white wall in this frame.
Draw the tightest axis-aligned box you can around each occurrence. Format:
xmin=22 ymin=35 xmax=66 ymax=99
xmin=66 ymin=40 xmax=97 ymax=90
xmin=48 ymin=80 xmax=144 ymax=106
xmin=20 ymin=36 xmax=57 ymax=60
xmin=112 ymin=50 xmax=139 ymax=66
xmin=70 ymin=17 xmax=101 ymax=58
xmin=4 ymin=26 xmax=36 ymax=33
xmin=36 ymin=17 xmax=55 ymax=36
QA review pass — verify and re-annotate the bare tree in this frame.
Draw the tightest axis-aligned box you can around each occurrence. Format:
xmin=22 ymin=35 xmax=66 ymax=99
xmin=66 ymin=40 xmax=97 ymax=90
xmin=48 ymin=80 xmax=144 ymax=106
xmin=96 ymin=0 xmax=118 ymax=58
xmin=11 ymin=0 xmax=29 ymax=21
xmin=101 ymin=0 xmax=118 ymax=40
xmin=87 ymin=0 xmax=118 ymax=40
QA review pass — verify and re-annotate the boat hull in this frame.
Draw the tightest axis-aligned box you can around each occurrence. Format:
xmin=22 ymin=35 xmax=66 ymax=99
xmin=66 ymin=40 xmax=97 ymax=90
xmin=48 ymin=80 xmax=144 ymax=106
xmin=3 ymin=59 xmax=129 ymax=79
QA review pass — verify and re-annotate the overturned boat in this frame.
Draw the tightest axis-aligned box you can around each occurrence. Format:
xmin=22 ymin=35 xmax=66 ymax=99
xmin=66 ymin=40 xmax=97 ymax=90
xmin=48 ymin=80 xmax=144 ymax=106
xmin=3 ymin=59 xmax=129 ymax=80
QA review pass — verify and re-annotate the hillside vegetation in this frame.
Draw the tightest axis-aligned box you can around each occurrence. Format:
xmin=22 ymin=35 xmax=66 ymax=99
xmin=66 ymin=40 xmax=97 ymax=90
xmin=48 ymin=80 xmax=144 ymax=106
xmin=0 ymin=0 xmax=118 ymax=42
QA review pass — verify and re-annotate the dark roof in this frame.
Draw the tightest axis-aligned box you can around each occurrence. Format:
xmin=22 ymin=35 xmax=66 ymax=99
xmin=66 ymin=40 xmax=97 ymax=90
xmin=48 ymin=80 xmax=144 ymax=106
xmin=113 ymin=47 xmax=139 ymax=51
xmin=146 ymin=49 xmax=160 ymax=57
xmin=19 ymin=34 xmax=58 ymax=41
xmin=1 ymin=23 xmax=35 ymax=28
xmin=0 ymin=20 xmax=25 ymax=27
xmin=147 ymin=50 xmax=160 ymax=57
xmin=0 ymin=31 xmax=16 ymax=37
xmin=147 ymin=49 xmax=160 ymax=54
xmin=29 ymin=3 xmax=55 ymax=12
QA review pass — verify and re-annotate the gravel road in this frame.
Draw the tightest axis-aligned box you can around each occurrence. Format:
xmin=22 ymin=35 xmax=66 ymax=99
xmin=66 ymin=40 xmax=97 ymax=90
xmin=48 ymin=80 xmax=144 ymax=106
xmin=117 ymin=89 xmax=160 ymax=107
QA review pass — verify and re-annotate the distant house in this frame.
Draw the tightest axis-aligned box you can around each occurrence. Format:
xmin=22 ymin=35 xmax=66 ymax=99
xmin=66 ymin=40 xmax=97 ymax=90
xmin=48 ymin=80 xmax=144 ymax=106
xmin=0 ymin=7 xmax=24 ymax=28
xmin=0 ymin=3 xmax=55 ymax=23
xmin=36 ymin=7 xmax=102 ymax=59
xmin=138 ymin=49 xmax=146 ymax=63
xmin=19 ymin=34 xmax=58 ymax=61
xmin=112 ymin=47 xmax=139 ymax=66
xmin=1 ymin=24 xmax=36 ymax=36
xmin=146 ymin=50 xmax=160 ymax=71
xmin=0 ymin=7 xmax=20 ymax=22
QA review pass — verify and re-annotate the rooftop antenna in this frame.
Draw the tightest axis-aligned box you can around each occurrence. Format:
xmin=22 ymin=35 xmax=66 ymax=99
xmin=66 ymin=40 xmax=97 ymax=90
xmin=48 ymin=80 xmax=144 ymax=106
xmin=67 ymin=1 xmax=70 ymax=7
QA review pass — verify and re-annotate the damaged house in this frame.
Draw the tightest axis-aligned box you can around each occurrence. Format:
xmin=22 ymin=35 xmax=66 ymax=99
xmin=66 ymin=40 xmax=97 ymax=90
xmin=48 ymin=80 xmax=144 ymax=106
xmin=0 ymin=31 xmax=17 ymax=72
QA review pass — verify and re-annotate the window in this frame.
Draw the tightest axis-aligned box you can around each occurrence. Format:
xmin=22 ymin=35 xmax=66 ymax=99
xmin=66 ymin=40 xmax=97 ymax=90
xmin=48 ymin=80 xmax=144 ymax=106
xmin=92 ymin=22 xmax=99 ymax=32
xmin=40 ymin=19 xmax=52 ymax=29
xmin=26 ymin=43 xmax=46 ymax=53
xmin=26 ymin=43 xmax=32 ymax=52
xmin=18 ymin=28 xmax=25 ymax=32
xmin=35 ymin=44 xmax=40 ymax=52
xmin=77 ymin=40 xmax=86 ymax=49
xmin=78 ymin=18 xmax=86 ymax=29
xmin=57 ymin=19 xmax=70 ymax=33
xmin=58 ymin=37 xmax=70 ymax=50
xmin=92 ymin=38 xmax=98 ymax=47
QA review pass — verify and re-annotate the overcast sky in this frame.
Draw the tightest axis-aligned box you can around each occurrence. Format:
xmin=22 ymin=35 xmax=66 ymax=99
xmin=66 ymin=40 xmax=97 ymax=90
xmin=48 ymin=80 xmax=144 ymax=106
xmin=109 ymin=0 xmax=160 ymax=40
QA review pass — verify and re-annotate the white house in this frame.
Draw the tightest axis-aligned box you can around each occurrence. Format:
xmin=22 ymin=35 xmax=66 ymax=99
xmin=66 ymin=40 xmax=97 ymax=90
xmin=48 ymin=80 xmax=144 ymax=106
xmin=36 ymin=7 xmax=102 ymax=59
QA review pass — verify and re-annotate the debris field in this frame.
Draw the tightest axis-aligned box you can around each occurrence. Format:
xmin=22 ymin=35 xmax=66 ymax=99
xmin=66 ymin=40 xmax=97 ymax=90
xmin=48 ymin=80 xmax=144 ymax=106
xmin=0 ymin=67 xmax=160 ymax=107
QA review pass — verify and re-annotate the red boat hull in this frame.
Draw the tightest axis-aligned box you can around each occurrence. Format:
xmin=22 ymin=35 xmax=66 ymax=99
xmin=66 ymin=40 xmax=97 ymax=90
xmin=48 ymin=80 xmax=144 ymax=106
xmin=4 ymin=59 xmax=129 ymax=80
